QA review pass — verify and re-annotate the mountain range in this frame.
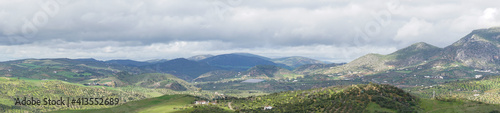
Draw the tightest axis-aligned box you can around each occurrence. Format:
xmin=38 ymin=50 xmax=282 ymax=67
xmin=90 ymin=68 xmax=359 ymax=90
xmin=3 ymin=27 xmax=500 ymax=113
xmin=301 ymin=27 xmax=500 ymax=85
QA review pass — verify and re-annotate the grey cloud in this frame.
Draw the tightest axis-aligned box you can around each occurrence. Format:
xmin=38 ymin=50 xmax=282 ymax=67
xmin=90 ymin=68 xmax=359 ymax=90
xmin=0 ymin=0 xmax=499 ymax=62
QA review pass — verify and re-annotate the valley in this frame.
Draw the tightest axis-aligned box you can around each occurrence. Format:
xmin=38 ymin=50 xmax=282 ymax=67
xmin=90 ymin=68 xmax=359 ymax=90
xmin=1 ymin=27 xmax=500 ymax=112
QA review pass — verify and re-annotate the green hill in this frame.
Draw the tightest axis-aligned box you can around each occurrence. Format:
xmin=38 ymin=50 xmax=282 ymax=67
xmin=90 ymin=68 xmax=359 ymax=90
xmin=219 ymin=83 xmax=419 ymax=112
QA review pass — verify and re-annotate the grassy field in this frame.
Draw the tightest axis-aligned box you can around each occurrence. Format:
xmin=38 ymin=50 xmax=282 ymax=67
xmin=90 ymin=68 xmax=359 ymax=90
xmin=420 ymin=99 xmax=500 ymax=113
xmin=49 ymin=94 xmax=196 ymax=113
xmin=365 ymin=102 xmax=397 ymax=113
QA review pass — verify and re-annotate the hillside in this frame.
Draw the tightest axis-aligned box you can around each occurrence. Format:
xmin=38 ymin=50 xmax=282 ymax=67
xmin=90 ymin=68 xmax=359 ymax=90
xmin=316 ymin=53 xmax=391 ymax=78
xmin=192 ymin=65 xmax=304 ymax=83
xmin=301 ymin=27 xmax=500 ymax=86
xmin=386 ymin=42 xmax=442 ymax=66
xmin=442 ymin=27 xmax=500 ymax=70
xmin=410 ymin=75 xmax=500 ymax=104
xmin=143 ymin=58 xmax=218 ymax=80
xmin=114 ymin=72 xmax=195 ymax=91
xmin=212 ymin=83 xmax=500 ymax=113
xmin=0 ymin=76 xmax=233 ymax=112
xmin=219 ymin=83 xmax=419 ymax=112
xmin=50 ymin=94 xmax=200 ymax=113
xmin=193 ymin=70 xmax=240 ymax=82
xmin=271 ymin=56 xmax=325 ymax=68
xmin=293 ymin=63 xmax=345 ymax=75
xmin=320 ymin=42 xmax=441 ymax=76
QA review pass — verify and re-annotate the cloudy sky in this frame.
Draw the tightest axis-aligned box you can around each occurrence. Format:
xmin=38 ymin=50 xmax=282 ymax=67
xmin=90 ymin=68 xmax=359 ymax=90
xmin=0 ymin=0 xmax=499 ymax=62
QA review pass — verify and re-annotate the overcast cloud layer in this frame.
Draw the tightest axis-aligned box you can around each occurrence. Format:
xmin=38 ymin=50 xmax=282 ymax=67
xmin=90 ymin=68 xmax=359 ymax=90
xmin=0 ymin=0 xmax=499 ymax=62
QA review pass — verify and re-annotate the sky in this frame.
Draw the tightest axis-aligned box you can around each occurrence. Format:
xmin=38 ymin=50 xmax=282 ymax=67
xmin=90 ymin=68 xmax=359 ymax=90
xmin=0 ymin=0 xmax=499 ymax=63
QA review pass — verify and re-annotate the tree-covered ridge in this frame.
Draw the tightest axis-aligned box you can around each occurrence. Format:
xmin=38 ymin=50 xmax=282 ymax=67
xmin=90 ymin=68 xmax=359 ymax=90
xmin=218 ymin=83 xmax=419 ymax=112
xmin=271 ymin=56 xmax=325 ymax=68
xmin=115 ymin=72 xmax=194 ymax=91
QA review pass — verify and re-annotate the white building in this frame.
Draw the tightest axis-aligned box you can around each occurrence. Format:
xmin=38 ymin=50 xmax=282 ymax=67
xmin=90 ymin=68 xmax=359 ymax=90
xmin=195 ymin=101 xmax=208 ymax=105
xmin=264 ymin=105 xmax=273 ymax=110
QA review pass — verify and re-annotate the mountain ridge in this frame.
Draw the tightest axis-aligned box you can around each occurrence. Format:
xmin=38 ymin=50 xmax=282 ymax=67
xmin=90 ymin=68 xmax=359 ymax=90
xmin=314 ymin=27 xmax=500 ymax=83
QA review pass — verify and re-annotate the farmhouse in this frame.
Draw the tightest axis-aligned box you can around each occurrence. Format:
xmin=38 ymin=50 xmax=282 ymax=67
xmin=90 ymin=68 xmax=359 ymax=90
xmin=264 ymin=105 xmax=273 ymax=110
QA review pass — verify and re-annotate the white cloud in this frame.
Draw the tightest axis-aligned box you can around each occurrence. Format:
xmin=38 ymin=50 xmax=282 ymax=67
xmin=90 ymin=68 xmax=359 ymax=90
xmin=395 ymin=18 xmax=434 ymax=41
xmin=481 ymin=8 xmax=498 ymax=20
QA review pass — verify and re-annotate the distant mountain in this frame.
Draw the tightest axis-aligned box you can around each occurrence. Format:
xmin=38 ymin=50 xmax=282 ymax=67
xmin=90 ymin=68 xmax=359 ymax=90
xmin=145 ymin=59 xmax=169 ymax=63
xmin=73 ymin=58 xmax=100 ymax=62
xmin=105 ymin=59 xmax=150 ymax=66
xmin=271 ymin=56 xmax=325 ymax=68
xmin=187 ymin=54 xmax=214 ymax=61
xmin=441 ymin=27 xmax=500 ymax=70
xmin=231 ymin=53 xmax=271 ymax=60
xmin=143 ymin=58 xmax=217 ymax=80
xmin=242 ymin=65 xmax=302 ymax=79
xmin=385 ymin=42 xmax=442 ymax=66
xmin=317 ymin=35 xmax=491 ymax=76
xmin=305 ymin=27 xmax=500 ymax=85
xmin=199 ymin=54 xmax=289 ymax=71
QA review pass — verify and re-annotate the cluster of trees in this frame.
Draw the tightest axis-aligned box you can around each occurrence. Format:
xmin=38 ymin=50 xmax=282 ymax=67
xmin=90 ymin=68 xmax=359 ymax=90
xmin=214 ymin=83 xmax=419 ymax=112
